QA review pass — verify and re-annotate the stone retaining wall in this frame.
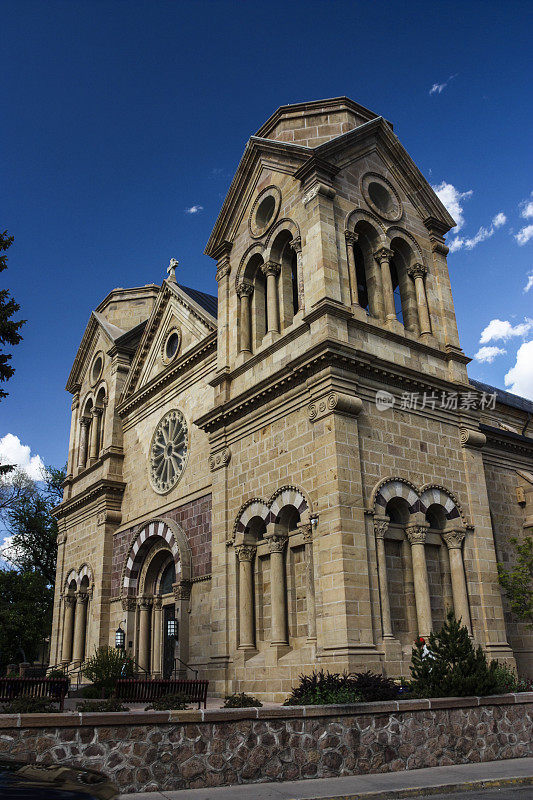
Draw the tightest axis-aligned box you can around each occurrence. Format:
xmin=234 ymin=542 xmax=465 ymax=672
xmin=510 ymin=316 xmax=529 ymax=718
xmin=1 ymin=694 xmax=532 ymax=794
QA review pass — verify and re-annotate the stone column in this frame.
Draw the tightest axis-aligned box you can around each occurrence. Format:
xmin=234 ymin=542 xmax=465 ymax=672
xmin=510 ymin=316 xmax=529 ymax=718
xmin=269 ymin=535 xmax=288 ymax=646
xmin=77 ymin=417 xmax=90 ymax=470
xmin=401 ymin=539 xmax=418 ymax=642
xmin=61 ymin=595 xmax=76 ymax=665
xmin=298 ymin=522 xmax=316 ymax=641
xmin=137 ymin=598 xmax=152 ymax=674
xmin=261 ymin=261 xmax=281 ymax=333
xmin=236 ymin=546 xmax=256 ymax=649
xmin=345 ymin=230 xmax=360 ymax=306
xmin=374 ymin=247 xmax=396 ymax=321
xmin=237 ymin=282 xmax=254 ymax=353
xmin=407 ymin=263 xmax=431 ymax=335
xmin=443 ymin=529 xmax=472 ymax=634
xmin=88 ymin=407 xmax=102 ymax=464
xmin=151 ymin=598 xmax=162 ymax=676
xmin=71 ymin=592 xmax=88 ymax=667
xmin=291 ymin=236 xmax=304 ymax=312
xmin=405 ymin=525 xmax=432 ymax=638
xmin=374 ymin=518 xmax=394 ymax=639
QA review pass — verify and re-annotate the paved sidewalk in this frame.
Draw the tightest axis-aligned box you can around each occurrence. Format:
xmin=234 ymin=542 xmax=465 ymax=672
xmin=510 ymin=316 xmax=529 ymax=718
xmin=119 ymin=757 xmax=533 ymax=800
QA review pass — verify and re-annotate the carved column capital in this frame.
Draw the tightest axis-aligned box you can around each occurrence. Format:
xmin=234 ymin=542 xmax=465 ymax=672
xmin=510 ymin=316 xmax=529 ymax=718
xmin=64 ymin=594 xmax=76 ymax=608
xmin=443 ymin=529 xmax=466 ymax=550
xmin=236 ymin=281 xmax=254 ymax=297
xmin=268 ymin=535 xmax=287 ymax=554
xmin=405 ymin=525 xmax=428 ymax=546
xmin=291 ymin=236 xmax=302 ymax=254
xmin=75 ymin=591 xmax=89 ymax=605
xmin=91 ymin=406 xmax=103 ymax=419
xmin=374 ymin=517 xmax=390 ymax=540
xmin=407 ymin=262 xmax=428 ymax=280
xmin=374 ymin=247 xmax=394 ymax=265
xmin=153 ymin=596 xmax=163 ymax=609
xmin=137 ymin=596 xmax=153 ymax=610
xmin=173 ymin=580 xmax=191 ymax=601
xmin=236 ymin=544 xmax=256 ymax=562
xmin=80 ymin=416 xmax=91 ymax=429
xmin=261 ymin=261 xmax=281 ymax=278
xmin=297 ymin=521 xmax=313 ymax=542
xmin=344 ymin=230 xmax=359 ymax=246
xmin=121 ymin=596 xmax=137 ymax=612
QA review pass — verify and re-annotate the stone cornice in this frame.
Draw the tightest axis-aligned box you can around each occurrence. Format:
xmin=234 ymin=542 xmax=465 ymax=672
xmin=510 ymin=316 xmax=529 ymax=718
xmin=480 ymin=423 xmax=533 ymax=458
xmin=53 ymin=478 xmax=126 ymax=520
xmin=195 ymin=337 xmax=481 ymax=434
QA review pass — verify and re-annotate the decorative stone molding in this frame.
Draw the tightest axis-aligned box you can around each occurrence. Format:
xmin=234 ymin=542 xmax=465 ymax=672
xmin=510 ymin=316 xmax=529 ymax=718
xmin=291 ymin=236 xmax=302 ymax=254
xmin=361 ymin=172 xmax=403 ymax=222
xmin=137 ymin=597 xmax=153 ymax=610
xmin=248 ymin=185 xmax=282 ymax=238
xmin=209 ymin=447 xmax=231 ymax=471
xmin=76 ymin=591 xmax=89 ymax=605
xmin=302 ymin=183 xmax=335 ymax=206
xmin=443 ymin=530 xmax=466 ymax=550
xmin=344 ymin=230 xmax=359 ymax=246
xmin=460 ymin=427 xmax=487 ymax=449
xmin=97 ymin=509 xmax=122 ymax=526
xmin=215 ymin=264 xmax=231 ymax=282
xmin=153 ymin=596 xmax=163 ymax=609
xmin=405 ymin=525 xmax=428 ymax=546
xmin=268 ymin=535 xmax=287 ymax=554
xmin=407 ymin=262 xmax=428 ymax=280
xmin=64 ymin=595 xmax=76 ymax=608
xmin=308 ymin=391 xmax=363 ymax=422
xmin=173 ymin=580 xmax=192 ymax=601
xmin=235 ymin=545 xmax=256 ymax=562
xmin=297 ymin=521 xmax=313 ymax=542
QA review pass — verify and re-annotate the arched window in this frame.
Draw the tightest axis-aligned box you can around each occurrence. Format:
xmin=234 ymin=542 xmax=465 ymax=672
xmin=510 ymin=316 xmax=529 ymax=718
xmin=290 ymin=249 xmax=299 ymax=315
xmin=389 ymin=237 xmax=419 ymax=332
xmin=389 ymin=258 xmax=404 ymax=325
xmin=352 ymin=221 xmax=382 ymax=318
xmin=353 ymin=241 xmax=369 ymax=311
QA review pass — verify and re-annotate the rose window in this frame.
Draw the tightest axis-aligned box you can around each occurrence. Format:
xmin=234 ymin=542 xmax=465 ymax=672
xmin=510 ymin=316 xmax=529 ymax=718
xmin=149 ymin=409 xmax=188 ymax=493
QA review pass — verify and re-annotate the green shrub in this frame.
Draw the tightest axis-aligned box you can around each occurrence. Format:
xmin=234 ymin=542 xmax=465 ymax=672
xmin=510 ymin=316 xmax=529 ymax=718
xmin=223 ymin=692 xmax=262 ymax=708
xmin=409 ymin=610 xmax=517 ymax=698
xmin=82 ymin=646 xmax=134 ymax=697
xmin=76 ymin=698 xmax=128 ymax=712
xmin=1 ymin=696 xmax=56 ymax=714
xmin=517 ymin=677 xmax=533 ymax=691
xmin=146 ymin=692 xmax=190 ymax=710
xmin=47 ymin=669 xmax=67 ymax=679
xmin=284 ymin=670 xmax=362 ymax=706
xmin=81 ymin=684 xmax=103 ymax=699
xmin=351 ymin=671 xmax=399 ymax=702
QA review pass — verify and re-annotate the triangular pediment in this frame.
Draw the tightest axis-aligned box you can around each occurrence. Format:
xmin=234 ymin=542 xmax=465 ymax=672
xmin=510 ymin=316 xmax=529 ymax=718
xmin=120 ymin=280 xmax=217 ymax=400
xmin=66 ymin=312 xmax=126 ymax=393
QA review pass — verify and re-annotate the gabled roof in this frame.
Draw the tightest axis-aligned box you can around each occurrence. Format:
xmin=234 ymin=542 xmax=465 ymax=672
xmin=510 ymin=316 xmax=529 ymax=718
xmin=178 ymin=284 xmax=218 ymax=319
xmin=66 ymin=311 xmax=127 ymax=393
xmin=205 ymin=104 xmax=455 ymax=257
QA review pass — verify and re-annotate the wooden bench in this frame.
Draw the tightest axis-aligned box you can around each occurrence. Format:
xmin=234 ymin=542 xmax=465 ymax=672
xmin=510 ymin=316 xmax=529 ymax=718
xmin=0 ymin=677 xmax=70 ymax=711
xmin=116 ymin=678 xmax=209 ymax=709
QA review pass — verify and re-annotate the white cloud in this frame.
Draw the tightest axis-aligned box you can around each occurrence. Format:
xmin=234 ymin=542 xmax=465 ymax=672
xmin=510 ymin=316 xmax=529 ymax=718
xmin=479 ymin=317 xmax=533 ymax=344
xmin=474 ymin=346 xmax=506 ymax=363
xmin=524 ymin=273 xmax=533 ymax=293
xmin=504 ymin=340 xmax=533 ymax=400
xmin=520 ymin=192 xmax=533 ymax=219
xmin=432 ymin=182 xmax=472 ymax=231
xmin=0 ymin=434 xmax=44 ymax=480
xmin=184 ymin=205 xmax=203 ymax=215
xmin=516 ymin=224 xmax=533 ymax=246
xmin=448 ymin=211 xmax=507 ymax=252
xmin=429 ymin=74 xmax=457 ymax=96
xmin=0 ymin=535 xmax=19 ymax=567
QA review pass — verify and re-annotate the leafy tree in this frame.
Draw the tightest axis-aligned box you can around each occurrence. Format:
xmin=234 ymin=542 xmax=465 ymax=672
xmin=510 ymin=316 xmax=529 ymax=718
xmin=3 ymin=465 xmax=65 ymax=585
xmin=498 ymin=536 xmax=533 ymax=627
xmin=0 ymin=466 xmax=35 ymax=519
xmin=0 ymin=230 xmax=25 ymax=400
xmin=408 ymin=610 xmax=517 ymax=698
xmin=0 ymin=568 xmax=53 ymax=669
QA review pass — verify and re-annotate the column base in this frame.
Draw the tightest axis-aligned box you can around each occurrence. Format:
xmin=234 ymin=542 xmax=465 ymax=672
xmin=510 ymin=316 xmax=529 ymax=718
xmin=266 ymin=644 xmax=290 ymax=664
xmin=380 ymin=635 xmax=403 ymax=662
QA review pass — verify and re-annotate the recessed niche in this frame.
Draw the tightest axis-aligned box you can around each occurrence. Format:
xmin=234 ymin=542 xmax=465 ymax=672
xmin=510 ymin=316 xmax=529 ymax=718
xmin=361 ymin=173 xmax=402 ymax=222
xmin=249 ymin=185 xmax=281 ymax=237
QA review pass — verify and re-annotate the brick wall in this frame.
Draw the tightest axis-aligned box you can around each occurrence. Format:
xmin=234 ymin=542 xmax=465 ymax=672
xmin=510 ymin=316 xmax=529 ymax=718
xmin=111 ymin=494 xmax=212 ymax=596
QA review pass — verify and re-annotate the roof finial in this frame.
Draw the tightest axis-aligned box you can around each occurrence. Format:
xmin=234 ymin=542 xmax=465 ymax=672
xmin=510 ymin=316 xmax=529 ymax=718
xmin=167 ymin=258 xmax=178 ymax=283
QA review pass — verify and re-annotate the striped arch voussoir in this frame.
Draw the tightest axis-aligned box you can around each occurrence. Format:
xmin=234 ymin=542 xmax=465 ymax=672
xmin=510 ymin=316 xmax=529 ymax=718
xmin=419 ymin=485 xmax=464 ymax=523
xmin=233 ymin=498 xmax=270 ymax=537
xmin=268 ymin=485 xmax=310 ymax=522
xmin=122 ymin=520 xmax=180 ymax=594
xmin=373 ymin=478 xmax=421 ymax=515
xmin=63 ymin=564 xmax=94 ymax=593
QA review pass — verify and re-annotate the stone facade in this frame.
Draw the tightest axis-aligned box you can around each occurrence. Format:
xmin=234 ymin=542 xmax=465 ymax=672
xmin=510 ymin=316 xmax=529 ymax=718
xmin=50 ymin=97 xmax=533 ymax=699
xmin=1 ymin=696 xmax=532 ymax=793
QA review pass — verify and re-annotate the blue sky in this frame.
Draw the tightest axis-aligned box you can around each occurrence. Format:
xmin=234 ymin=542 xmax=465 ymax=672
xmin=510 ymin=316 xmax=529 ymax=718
xmin=1 ymin=0 xmax=532 ymax=476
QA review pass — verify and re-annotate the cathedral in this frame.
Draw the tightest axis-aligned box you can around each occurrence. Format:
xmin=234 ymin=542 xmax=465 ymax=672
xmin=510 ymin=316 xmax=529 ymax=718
xmin=50 ymin=97 xmax=533 ymax=700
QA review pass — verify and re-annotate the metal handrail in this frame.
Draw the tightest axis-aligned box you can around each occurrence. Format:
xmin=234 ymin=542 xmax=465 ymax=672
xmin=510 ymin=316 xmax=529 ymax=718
xmin=171 ymin=656 xmax=198 ymax=679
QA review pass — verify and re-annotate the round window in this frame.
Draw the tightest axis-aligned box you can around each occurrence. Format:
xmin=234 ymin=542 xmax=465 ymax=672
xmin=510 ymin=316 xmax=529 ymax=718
xmin=249 ymin=185 xmax=281 ymax=237
xmin=161 ymin=327 xmax=181 ymax=365
xmin=149 ymin=409 xmax=189 ymax=494
xmin=361 ymin=173 xmax=402 ymax=222
xmin=91 ymin=354 xmax=103 ymax=385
